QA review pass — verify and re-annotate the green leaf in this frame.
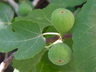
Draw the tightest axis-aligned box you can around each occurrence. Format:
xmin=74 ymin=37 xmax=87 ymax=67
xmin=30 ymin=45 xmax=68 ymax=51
xmin=73 ymin=0 xmax=96 ymax=72
xmin=15 ymin=3 xmax=66 ymax=30
xmin=0 ymin=3 xmax=14 ymax=29
xmin=13 ymin=49 xmax=46 ymax=72
xmin=50 ymin=0 xmax=87 ymax=7
xmin=15 ymin=9 xmax=51 ymax=30
xmin=36 ymin=60 xmax=59 ymax=72
xmin=74 ymin=8 xmax=81 ymax=17
xmin=0 ymin=21 xmax=46 ymax=60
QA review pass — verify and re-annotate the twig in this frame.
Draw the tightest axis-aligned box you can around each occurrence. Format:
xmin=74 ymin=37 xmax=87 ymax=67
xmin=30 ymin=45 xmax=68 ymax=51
xmin=0 ymin=52 xmax=15 ymax=72
xmin=33 ymin=0 xmax=49 ymax=9
xmin=4 ymin=0 xmax=19 ymax=15
xmin=32 ymin=0 xmax=40 ymax=6
xmin=63 ymin=33 xmax=72 ymax=39
xmin=4 ymin=53 xmax=8 ymax=60
xmin=46 ymin=33 xmax=72 ymax=43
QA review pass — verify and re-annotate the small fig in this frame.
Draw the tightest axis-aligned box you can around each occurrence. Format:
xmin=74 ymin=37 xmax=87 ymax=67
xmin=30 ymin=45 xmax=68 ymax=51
xmin=18 ymin=1 xmax=32 ymax=16
xmin=48 ymin=43 xmax=72 ymax=66
xmin=51 ymin=8 xmax=75 ymax=36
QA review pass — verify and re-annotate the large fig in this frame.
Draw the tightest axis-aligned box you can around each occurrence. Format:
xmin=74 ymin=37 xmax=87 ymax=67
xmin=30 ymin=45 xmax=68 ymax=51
xmin=48 ymin=43 xmax=72 ymax=66
xmin=51 ymin=8 xmax=75 ymax=36
xmin=18 ymin=1 xmax=32 ymax=16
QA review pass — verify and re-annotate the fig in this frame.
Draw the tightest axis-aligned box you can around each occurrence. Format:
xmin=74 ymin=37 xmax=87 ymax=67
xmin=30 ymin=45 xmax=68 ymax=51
xmin=48 ymin=43 xmax=72 ymax=66
xmin=18 ymin=1 xmax=32 ymax=16
xmin=51 ymin=8 xmax=75 ymax=36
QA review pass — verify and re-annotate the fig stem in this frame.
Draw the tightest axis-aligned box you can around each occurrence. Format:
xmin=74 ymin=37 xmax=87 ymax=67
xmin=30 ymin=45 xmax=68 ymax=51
xmin=45 ymin=38 xmax=63 ymax=49
xmin=43 ymin=32 xmax=62 ymax=41
xmin=43 ymin=32 xmax=63 ymax=49
xmin=43 ymin=33 xmax=63 ymax=49
xmin=43 ymin=32 xmax=60 ymax=36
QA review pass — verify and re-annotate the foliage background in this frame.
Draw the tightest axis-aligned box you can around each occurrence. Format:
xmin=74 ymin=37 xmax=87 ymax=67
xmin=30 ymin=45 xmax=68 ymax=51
xmin=0 ymin=0 xmax=96 ymax=72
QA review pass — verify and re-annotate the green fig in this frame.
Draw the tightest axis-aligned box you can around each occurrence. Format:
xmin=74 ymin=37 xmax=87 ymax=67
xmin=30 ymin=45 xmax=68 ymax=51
xmin=51 ymin=8 xmax=75 ymax=36
xmin=48 ymin=43 xmax=72 ymax=66
xmin=18 ymin=1 xmax=32 ymax=16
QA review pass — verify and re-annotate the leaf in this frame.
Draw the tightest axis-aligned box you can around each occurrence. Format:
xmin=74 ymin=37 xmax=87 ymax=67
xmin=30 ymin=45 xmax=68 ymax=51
xmin=50 ymin=0 xmax=87 ymax=7
xmin=73 ymin=0 xmax=96 ymax=72
xmin=15 ymin=3 xmax=66 ymax=30
xmin=15 ymin=9 xmax=51 ymax=30
xmin=0 ymin=3 xmax=14 ymax=29
xmin=13 ymin=49 xmax=46 ymax=72
xmin=0 ymin=21 xmax=46 ymax=60
xmin=36 ymin=60 xmax=59 ymax=72
xmin=74 ymin=8 xmax=81 ymax=17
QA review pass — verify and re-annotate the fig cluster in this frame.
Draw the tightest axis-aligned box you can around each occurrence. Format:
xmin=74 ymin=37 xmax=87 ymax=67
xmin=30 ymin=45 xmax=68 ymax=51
xmin=48 ymin=8 xmax=74 ymax=66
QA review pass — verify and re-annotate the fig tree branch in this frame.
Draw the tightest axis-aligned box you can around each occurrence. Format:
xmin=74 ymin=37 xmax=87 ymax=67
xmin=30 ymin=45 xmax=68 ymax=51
xmin=32 ymin=0 xmax=40 ymax=6
xmin=46 ymin=33 xmax=72 ymax=43
xmin=34 ymin=0 xmax=49 ymax=9
xmin=0 ymin=52 xmax=15 ymax=72
xmin=4 ymin=53 xmax=8 ymax=60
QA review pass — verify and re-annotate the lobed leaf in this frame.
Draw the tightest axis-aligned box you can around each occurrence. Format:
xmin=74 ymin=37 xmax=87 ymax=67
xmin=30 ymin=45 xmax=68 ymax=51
xmin=13 ymin=49 xmax=46 ymax=72
xmin=0 ymin=3 xmax=14 ymax=29
xmin=0 ymin=21 xmax=46 ymax=60
xmin=50 ymin=0 xmax=87 ymax=7
xmin=73 ymin=0 xmax=96 ymax=72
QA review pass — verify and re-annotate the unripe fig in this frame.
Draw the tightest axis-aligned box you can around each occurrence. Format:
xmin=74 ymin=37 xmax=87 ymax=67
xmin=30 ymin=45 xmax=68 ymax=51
xmin=18 ymin=1 xmax=32 ymax=16
xmin=51 ymin=8 xmax=75 ymax=36
xmin=48 ymin=43 xmax=72 ymax=66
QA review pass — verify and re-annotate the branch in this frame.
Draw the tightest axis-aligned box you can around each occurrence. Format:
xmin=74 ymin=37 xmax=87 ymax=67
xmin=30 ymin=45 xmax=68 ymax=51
xmin=63 ymin=33 xmax=72 ymax=39
xmin=4 ymin=0 xmax=19 ymax=15
xmin=32 ymin=0 xmax=40 ymax=6
xmin=0 ymin=52 xmax=15 ymax=72
xmin=4 ymin=53 xmax=8 ymax=60
xmin=33 ymin=0 xmax=49 ymax=9
xmin=46 ymin=33 xmax=72 ymax=44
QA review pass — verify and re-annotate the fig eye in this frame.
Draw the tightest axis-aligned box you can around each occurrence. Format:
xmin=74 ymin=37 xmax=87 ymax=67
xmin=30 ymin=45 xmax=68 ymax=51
xmin=58 ymin=60 xmax=62 ymax=62
xmin=60 ymin=11 xmax=64 ymax=13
